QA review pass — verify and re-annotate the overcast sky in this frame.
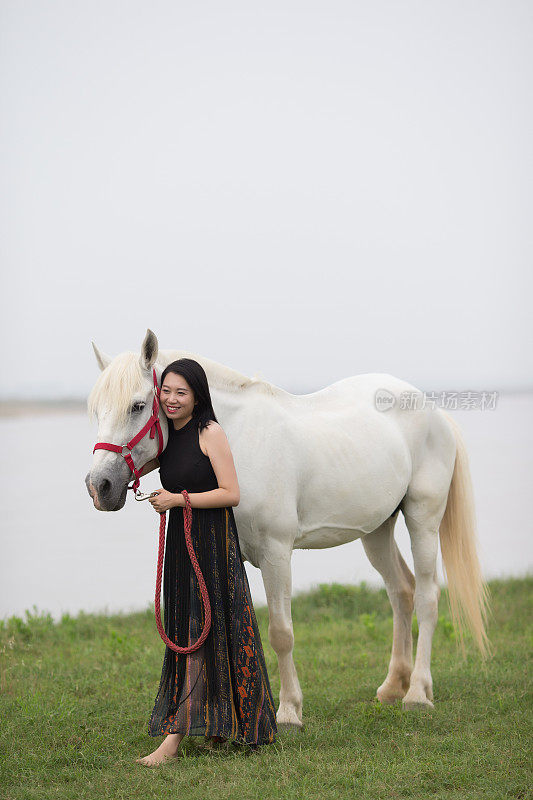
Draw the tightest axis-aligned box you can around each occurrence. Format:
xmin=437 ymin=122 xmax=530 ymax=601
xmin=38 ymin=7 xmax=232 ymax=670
xmin=1 ymin=1 xmax=531 ymax=399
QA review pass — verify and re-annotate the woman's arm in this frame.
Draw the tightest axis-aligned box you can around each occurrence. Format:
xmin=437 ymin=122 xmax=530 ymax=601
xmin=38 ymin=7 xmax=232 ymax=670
xmin=171 ymin=487 xmax=237 ymax=509
xmin=175 ymin=422 xmax=240 ymax=508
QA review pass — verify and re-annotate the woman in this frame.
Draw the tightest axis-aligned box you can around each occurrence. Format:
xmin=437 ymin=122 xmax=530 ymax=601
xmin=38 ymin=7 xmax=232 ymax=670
xmin=136 ymin=358 xmax=277 ymax=766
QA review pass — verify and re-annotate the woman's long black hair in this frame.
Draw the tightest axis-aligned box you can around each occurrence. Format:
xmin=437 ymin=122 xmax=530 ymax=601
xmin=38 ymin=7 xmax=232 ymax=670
xmin=159 ymin=358 xmax=218 ymax=432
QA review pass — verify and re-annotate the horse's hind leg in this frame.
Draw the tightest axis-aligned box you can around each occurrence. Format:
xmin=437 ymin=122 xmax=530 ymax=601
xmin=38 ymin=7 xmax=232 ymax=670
xmin=362 ymin=513 xmax=415 ymax=703
xmin=402 ymin=478 xmax=450 ymax=709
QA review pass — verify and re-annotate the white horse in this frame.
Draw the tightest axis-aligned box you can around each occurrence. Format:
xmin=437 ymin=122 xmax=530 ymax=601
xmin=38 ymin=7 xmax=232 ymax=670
xmin=86 ymin=329 xmax=489 ymax=728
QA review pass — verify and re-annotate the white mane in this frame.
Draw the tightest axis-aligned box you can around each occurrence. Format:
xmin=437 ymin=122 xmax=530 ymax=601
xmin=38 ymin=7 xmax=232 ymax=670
xmin=87 ymin=352 xmax=147 ymax=424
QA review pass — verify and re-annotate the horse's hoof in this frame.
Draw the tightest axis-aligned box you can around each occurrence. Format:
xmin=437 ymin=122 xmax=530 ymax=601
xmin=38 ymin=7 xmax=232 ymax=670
xmin=403 ymin=683 xmax=434 ymax=710
xmin=376 ymin=693 xmax=402 ymax=705
xmin=276 ymin=704 xmax=303 ymax=731
xmin=376 ymin=684 xmax=405 ymax=705
xmin=402 ymin=696 xmax=434 ymax=712
xmin=277 ymin=721 xmax=304 ymax=734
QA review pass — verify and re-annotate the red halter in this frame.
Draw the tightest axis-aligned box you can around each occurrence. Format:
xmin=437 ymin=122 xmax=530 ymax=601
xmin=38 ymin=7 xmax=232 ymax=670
xmin=92 ymin=367 xmax=164 ymax=493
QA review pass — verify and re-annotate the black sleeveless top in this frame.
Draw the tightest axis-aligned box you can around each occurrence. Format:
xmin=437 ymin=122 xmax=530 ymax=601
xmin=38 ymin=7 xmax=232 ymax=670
xmin=158 ymin=416 xmax=219 ymax=494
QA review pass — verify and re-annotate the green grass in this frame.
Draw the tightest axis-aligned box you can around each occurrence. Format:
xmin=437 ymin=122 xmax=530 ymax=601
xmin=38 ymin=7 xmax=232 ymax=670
xmin=1 ymin=578 xmax=531 ymax=800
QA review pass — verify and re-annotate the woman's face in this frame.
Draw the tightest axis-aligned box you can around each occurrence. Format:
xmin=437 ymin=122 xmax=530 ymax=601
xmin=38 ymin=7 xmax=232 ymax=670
xmin=159 ymin=372 xmax=197 ymax=424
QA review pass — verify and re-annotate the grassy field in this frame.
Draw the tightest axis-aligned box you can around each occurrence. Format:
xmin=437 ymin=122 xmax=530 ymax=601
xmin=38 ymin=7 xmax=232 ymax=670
xmin=0 ymin=578 xmax=531 ymax=800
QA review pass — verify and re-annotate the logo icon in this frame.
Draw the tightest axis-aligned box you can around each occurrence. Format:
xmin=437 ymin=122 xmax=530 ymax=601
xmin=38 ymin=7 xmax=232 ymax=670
xmin=375 ymin=389 xmax=396 ymax=412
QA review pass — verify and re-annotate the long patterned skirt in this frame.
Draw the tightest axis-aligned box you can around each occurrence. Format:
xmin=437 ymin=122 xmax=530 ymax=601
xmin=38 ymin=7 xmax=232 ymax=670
xmin=148 ymin=505 xmax=277 ymax=747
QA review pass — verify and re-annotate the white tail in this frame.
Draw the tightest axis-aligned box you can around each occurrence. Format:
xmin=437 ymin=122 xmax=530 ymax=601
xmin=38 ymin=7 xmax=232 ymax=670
xmin=439 ymin=412 xmax=491 ymax=657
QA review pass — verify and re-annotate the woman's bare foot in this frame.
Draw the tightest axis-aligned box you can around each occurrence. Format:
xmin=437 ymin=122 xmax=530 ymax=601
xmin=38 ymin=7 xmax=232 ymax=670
xmin=135 ymin=733 xmax=184 ymax=766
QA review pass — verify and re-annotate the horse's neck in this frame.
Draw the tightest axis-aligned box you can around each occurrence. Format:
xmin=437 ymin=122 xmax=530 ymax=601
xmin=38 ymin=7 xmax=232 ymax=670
xmin=157 ymin=349 xmax=269 ymax=425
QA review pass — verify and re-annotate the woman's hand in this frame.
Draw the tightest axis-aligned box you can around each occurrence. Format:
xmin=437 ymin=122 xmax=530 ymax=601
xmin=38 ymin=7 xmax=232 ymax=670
xmin=148 ymin=489 xmax=181 ymax=513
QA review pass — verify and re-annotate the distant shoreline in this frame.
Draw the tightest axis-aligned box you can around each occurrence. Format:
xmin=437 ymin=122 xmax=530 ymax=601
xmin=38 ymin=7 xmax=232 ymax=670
xmin=0 ymin=400 xmax=87 ymax=418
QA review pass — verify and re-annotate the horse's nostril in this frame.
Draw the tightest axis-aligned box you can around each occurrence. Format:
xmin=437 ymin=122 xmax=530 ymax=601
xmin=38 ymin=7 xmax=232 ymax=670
xmin=99 ymin=478 xmax=112 ymax=498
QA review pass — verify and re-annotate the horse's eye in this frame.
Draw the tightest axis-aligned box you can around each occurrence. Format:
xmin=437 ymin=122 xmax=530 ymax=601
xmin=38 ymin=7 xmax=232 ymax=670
xmin=131 ymin=402 xmax=146 ymax=414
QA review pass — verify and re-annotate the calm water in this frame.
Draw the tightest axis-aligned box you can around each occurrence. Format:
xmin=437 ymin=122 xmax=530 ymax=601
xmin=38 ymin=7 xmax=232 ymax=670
xmin=1 ymin=393 xmax=531 ymax=622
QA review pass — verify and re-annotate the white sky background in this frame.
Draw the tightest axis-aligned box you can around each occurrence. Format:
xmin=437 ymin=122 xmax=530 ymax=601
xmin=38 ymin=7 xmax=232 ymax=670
xmin=0 ymin=1 xmax=531 ymax=399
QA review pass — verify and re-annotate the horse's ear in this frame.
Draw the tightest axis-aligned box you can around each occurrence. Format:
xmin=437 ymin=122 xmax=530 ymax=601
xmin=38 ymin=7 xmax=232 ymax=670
xmin=92 ymin=342 xmax=112 ymax=371
xmin=140 ymin=328 xmax=159 ymax=370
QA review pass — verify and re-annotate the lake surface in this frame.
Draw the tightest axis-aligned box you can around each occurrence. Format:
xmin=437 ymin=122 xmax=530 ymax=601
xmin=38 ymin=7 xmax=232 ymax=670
xmin=1 ymin=393 xmax=531 ymax=622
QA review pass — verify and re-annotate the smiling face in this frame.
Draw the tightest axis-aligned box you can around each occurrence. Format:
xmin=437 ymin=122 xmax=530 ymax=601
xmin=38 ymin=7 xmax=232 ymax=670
xmin=160 ymin=372 xmax=198 ymax=427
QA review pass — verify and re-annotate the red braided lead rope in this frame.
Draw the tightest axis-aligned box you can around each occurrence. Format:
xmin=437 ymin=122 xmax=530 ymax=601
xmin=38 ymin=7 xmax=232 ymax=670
xmin=154 ymin=489 xmax=212 ymax=653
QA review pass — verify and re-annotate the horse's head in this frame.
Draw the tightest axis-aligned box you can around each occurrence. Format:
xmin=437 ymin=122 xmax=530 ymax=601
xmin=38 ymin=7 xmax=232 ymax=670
xmin=85 ymin=329 xmax=169 ymax=511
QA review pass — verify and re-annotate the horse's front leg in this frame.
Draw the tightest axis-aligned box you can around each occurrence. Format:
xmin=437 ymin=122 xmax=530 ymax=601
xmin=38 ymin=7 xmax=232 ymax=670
xmin=258 ymin=538 xmax=303 ymax=730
